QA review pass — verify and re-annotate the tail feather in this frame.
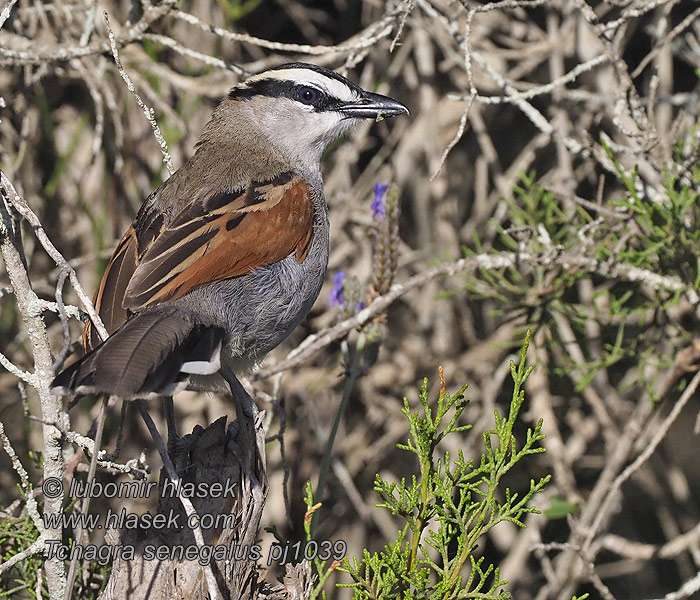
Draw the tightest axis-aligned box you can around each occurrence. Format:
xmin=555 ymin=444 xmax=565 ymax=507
xmin=52 ymin=307 xmax=225 ymax=399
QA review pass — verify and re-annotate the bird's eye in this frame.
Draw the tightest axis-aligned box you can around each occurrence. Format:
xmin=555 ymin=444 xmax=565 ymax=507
xmin=296 ymin=86 xmax=321 ymax=105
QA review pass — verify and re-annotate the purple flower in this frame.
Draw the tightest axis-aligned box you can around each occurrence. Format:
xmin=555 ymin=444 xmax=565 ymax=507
xmin=371 ymin=183 xmax=389 ymax=219
xmin=329 ymin=271 xmax=345 ymax=308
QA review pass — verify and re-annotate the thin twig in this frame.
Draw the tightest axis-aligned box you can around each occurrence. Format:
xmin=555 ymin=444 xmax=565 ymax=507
xmin=104 ymin=12 xmax=174 ymax=175
xmin=171 ymin=7 xmax=399 ymax=57
xmin=0 ymin=349 xmax=37 ymax=385
xmin=0 ymin=419 xmax=45 ymax=535
xmin=64 ymin=396 xmax=109 ymax=600
xmin=0 ymin=540 xmax=43 ymax=577
xmin=0 ymin=170 xmax=108 ymax=342
xmin=581 ymin=370 xmax=700 ymax=557
xmin=312 ymin=332 xmax=367 ymax=535
xmin=0 ymin=0 xmax=176 ymax=65
xmin=253 ymin=249 xmax=700 ymax=380
xmin=0 ymin=0 xmax=17 ymax=30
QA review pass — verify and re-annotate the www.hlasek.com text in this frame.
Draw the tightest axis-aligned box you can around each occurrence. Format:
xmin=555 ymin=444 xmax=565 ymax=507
xmin=43 ymin=507 xmax=241 ymax=531
xmin=44 ymin=539 xmax=348 ymax=567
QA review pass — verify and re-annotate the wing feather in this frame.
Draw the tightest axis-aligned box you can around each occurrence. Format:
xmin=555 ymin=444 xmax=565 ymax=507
xmin=83 ymin=172 xmax=315 ymax=349
xmin=83 ymin=228 xmax=138 ymax=351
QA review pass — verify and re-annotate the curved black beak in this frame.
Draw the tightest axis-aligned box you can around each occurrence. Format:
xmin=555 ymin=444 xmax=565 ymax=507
xmin=339 ymin=91 xmax=409 ymax=120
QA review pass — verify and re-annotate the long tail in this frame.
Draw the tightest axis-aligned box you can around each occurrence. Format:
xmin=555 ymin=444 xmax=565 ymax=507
xmin=52 ymin=307 xmax=225 ymax=399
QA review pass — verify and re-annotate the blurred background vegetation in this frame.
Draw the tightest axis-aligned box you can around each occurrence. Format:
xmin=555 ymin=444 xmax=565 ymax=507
xmin=2 ymin=0 xmax=700 ymax=598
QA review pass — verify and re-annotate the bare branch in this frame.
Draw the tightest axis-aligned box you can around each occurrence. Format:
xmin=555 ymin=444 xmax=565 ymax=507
xmin=254 ymin=248 xmax=700 ymax=380
xmin=0 ymin=171 xmax=108 ymax=342
xmin=0 ymin=175 xmax=66 ymax=599
xmin=0 ymin=0 xmax=17 ymax=30
xmin=104 ymin=12 xmax=174 ymax=175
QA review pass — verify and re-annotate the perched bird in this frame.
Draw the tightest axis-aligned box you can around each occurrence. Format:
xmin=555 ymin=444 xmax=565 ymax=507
xmin=52 ymin=63 xmax=408 ymax=399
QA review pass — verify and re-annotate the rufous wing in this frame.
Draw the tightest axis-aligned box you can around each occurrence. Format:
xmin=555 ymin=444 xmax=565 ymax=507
xmin=83 ymin=172 xmax=314 ymax=350
xmin=83 ymin=227 xmax=138 ymax=351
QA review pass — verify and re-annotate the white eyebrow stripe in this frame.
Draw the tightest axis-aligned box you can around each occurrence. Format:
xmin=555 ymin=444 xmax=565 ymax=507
xmin=248 ymin=68 xmax=361 ymax=103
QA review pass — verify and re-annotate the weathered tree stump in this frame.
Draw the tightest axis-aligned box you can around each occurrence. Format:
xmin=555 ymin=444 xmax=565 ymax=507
xmin=97 ymin=413 xmax=311 ymax=599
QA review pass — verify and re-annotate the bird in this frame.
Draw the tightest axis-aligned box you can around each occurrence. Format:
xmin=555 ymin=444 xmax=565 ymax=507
xmin=52 ymin=63 xmax=408 ymax=400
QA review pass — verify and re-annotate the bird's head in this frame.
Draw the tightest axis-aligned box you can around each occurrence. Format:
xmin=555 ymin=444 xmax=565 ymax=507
xmin=202 ymin=63 xmax=409 ymax=169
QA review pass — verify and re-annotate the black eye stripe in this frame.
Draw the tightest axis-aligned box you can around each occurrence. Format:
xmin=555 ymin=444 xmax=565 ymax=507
xmin=229 ymin=79 xmax=292 ymax=101
xmin=229 ymin=79 xmax=343 ymax=112
xmin=228 ymin=63 xmax=366 ymax=108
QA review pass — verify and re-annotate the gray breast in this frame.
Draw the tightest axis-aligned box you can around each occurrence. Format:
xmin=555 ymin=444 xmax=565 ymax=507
xmin=177 ymin=201 xmax=330 ymax=370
